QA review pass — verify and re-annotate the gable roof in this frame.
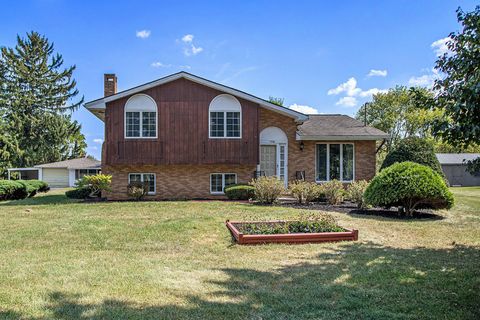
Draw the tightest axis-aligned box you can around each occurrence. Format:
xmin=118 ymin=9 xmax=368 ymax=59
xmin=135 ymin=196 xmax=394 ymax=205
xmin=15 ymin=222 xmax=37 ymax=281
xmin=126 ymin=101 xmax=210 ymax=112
xmin=436 ymin=153 xmax=480 ymax=165
xmin=84 ymin=71 xmax=308 ymax=122
xmin=297 ymin=115 xmax=389 ymax=140
xmin=35 ymin=157 xmax=101 ymax=169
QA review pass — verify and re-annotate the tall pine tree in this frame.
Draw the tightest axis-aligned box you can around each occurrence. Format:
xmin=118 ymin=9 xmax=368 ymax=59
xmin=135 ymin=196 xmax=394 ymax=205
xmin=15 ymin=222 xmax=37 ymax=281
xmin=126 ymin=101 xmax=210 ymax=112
xmin=0 ymin=32 xmax=86 ymax=173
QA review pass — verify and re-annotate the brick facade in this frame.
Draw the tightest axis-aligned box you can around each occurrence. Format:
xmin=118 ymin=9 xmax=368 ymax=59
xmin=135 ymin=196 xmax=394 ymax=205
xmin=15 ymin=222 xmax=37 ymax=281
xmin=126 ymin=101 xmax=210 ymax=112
xmin=103 ymin=164 xmax=255 ymax=200
xmin=103 ymin=103 xmax=377 ymax=200
xmin=259 ymin=109 xmax=376 ymax=183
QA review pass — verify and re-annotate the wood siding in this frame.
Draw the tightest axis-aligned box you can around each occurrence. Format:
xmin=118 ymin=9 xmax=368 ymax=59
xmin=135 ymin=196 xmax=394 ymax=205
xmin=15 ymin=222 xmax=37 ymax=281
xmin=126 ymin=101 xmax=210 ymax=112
xmin=104 ymin=78 xmax=259 ymax=165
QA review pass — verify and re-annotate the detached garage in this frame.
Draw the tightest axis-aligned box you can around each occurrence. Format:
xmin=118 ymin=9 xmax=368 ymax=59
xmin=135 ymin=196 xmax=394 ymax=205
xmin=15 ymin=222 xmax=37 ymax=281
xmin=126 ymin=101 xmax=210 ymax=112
xmin=436 ymin=153 xmax=480 ymax=187
xmin=8 ymin=157 xmax=101 ymax=188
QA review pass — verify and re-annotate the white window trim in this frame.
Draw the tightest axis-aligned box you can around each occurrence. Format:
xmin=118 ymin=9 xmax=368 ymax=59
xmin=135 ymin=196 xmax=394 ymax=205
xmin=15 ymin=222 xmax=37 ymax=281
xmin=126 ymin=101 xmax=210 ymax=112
xmin=210 ymin=173 xmax=237 ymax=195
xmin=315 ymin=143 xmax=355 ymax=183
xmin=128 ymin=173 xmax=156 ymax=195
xmin=208 ymin=111 xmax=242 ymax=139
xmin=124 ymin=94 xmax=158 ymax=139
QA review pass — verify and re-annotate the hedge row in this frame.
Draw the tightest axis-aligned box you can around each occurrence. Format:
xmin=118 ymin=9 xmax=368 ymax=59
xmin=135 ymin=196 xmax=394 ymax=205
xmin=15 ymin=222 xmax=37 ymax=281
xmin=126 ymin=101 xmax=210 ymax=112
xmin=0 ymin=179 xmax=49 ymax=201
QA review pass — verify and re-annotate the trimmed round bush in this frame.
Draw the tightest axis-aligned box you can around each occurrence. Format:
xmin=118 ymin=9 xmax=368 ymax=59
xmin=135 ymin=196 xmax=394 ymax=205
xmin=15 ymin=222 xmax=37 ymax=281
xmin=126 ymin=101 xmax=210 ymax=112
xmin=381 ymin=137 xmax=445 ymax=178
xmin=17 ymin=180 xmax=38 ymax=197
xmin=65 ymin=187 xmax=92 ymax=199
xmin=225 ymin=184 xmax=255 ymax=200
xmin=364 ymin=161 xmax=454 ymax=216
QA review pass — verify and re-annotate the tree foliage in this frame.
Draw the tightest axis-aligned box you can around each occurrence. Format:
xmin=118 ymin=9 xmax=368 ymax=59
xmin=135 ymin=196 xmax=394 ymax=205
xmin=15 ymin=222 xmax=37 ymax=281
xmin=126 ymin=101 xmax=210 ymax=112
xmin=431 ymin=6 xmax=480 ymax=147
xmin=381 ymin=137 xmax=445 ymax=180
xmin=268 ymin=96 xmax=284 ymax=106
xmin=0 ymin=32 xmax=86 ymax=175
xmin=356 ymin=86 xmax=442 ymax=152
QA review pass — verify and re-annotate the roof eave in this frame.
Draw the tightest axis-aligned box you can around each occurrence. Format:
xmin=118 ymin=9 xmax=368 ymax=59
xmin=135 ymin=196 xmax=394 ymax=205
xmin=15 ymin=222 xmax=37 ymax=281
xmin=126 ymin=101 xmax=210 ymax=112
xmin=296 ymin=134 xmax=390 ymax=141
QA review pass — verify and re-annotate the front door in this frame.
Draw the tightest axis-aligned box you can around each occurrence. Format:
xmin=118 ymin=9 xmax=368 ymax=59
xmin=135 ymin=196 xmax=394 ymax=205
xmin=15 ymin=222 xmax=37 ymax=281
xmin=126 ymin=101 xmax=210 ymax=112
xmin=260 ymin=145 xmax=277 ymax=177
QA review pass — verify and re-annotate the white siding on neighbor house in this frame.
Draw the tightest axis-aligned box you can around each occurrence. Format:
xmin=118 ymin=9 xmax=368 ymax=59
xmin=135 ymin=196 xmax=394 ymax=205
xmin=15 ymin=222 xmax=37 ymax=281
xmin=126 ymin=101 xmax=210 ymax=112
xmin=42 ymin=168 xmax=69 ymax=188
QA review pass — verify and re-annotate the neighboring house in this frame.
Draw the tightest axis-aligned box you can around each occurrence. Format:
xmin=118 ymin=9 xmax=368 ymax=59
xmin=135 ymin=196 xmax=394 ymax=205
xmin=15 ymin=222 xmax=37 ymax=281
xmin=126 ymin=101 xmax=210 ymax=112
xmin=7 ymin=158 xmax=101 ymax=188
xmin=436 ymin=153 xmax=480 ymax=187
xmin=85 ymin=72 xmax=388 ymax=200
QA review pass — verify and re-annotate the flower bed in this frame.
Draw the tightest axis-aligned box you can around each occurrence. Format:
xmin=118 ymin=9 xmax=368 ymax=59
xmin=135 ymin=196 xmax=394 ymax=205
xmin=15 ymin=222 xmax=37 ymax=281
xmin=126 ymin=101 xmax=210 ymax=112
xmin=226 ymin=220 xmax=358 ymax=245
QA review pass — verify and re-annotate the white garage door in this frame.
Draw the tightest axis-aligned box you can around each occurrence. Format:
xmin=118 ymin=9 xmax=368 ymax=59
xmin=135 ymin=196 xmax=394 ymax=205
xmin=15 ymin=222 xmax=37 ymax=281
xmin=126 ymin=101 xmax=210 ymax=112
xmin=42 ymin=168 xmax=69 ymax=188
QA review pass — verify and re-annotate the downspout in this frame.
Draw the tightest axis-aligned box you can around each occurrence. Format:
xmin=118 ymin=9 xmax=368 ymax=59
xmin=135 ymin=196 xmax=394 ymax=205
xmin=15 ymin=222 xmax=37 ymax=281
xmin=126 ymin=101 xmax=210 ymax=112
xmin=376 ymin=139 xmax=387 ymax=154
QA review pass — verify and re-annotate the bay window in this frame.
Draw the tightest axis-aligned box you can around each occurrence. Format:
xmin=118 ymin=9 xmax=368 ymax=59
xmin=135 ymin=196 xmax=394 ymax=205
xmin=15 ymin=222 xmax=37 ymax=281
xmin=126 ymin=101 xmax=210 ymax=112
xmin=316 ymin=143 xmax=354 ymax=182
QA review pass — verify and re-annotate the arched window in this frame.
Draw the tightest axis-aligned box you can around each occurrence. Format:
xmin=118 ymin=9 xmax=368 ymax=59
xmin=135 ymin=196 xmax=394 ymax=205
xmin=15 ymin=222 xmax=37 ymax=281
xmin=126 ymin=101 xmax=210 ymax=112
xmin=124 ymin=94 xmax=157 ymax=138
xmin=209 ymin=94 xmax=242 ymax=138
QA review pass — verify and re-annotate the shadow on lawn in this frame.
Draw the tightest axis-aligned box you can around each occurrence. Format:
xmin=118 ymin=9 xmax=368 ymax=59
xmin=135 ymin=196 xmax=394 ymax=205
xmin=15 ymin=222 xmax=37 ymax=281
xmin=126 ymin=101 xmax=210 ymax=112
xmin=0 ymin=194 xmax=77 ymax=206
xmin=1 ymin=243 xmax=479 ymax=319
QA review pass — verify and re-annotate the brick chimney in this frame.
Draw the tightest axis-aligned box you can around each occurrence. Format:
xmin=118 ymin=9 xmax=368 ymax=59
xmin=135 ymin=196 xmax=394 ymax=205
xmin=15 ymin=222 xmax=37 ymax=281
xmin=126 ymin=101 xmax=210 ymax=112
xmin=104 ymin=74 xmax=117 ymax=97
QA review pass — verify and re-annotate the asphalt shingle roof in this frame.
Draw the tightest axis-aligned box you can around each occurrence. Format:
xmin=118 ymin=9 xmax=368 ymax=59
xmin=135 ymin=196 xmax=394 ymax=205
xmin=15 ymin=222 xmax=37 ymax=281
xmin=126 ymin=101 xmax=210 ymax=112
xmin=435 ymin=153 xmax=480 ymax=165
xmin=297 ymin=114 xmax=389 ymax=140
xmin=35 ymin=157 xmax=101 ymax=169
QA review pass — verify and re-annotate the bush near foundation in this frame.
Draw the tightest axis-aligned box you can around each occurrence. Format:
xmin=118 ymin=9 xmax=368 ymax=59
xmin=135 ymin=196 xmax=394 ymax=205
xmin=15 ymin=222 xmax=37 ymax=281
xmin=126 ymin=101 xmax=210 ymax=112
xmin=250 ymin=176 xmax=285 ymax=204
xmin=224 ymin=184 xmax=255 ymax=200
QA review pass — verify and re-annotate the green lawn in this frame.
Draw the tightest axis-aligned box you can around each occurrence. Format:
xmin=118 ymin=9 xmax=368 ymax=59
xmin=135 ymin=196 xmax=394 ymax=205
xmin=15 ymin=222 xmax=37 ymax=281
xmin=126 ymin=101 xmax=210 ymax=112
xmin=0 ymin=188 xmax=479 ymax=319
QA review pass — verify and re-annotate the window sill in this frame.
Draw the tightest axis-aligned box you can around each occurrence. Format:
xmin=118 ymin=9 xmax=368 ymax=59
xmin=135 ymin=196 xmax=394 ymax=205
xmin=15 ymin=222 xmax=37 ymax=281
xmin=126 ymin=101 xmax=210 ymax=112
xmin=210 ymin=192 xmax=225 ymax=195
xmin=208 ymin=137 xmax=242 ymax=139
xmin=315 ymin=180 xmax=354 ymax=184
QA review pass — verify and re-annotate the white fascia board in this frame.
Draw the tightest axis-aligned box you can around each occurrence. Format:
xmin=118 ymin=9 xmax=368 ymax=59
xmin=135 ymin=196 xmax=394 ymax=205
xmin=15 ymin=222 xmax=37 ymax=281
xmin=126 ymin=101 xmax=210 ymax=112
xmin=296 ymin=134 xmax=389 ymax=141
xmin=84 ymin=72 xmax=308 ymax=122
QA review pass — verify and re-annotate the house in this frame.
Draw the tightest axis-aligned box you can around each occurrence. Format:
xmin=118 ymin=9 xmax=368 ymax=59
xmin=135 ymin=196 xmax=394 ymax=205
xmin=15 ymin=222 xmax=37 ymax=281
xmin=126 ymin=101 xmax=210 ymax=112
xmin=7 ymin=157 xmax=101 ymax=188
xmin=85 ymin=72 xmax=389 ymax=200
xmin=436 ymin=153 xmax=480 ymax=187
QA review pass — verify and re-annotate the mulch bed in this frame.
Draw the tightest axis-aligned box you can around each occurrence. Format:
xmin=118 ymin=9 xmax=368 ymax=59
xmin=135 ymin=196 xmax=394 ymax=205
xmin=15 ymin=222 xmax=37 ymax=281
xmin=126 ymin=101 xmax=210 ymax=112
xmin=280 ymin=200 xmax=444 ymax=220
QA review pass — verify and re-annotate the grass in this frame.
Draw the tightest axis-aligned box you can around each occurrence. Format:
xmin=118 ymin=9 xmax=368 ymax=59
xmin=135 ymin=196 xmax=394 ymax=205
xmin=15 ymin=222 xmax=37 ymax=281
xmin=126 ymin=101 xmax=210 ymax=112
xmin=0 ymin=187 xmax=479 ymax=319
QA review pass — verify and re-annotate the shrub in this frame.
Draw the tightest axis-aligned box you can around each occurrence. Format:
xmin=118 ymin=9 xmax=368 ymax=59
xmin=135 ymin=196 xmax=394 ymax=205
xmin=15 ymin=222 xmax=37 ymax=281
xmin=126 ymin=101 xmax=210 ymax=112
xmin=322 ymin=180 xmax=345 ymax=205
xmin=127 ymin=182 xmax=149 ymax=201
xmin=17 ymin=180 xmax=38 ymax=197
xmin=250 ymin=176 xmax=285 ymax=204
xmin=0 ymin=180 xmax=28 ymax=200
xmin=346 ymin=180 xmax=369 ymax=209
xmin=364 ymin=161 xmax=454 ymax=216
xmin=224 ymin=184 xmax=255 ymax=200
xmin=289 ymin=180 xmax=324 ymax=204
xmin=381 ymin=137 xmax=445 ymax=179
xmin=76 ymin=174 xmax=112 ymax=197
xmin=65 ymin=187 xmax=92 ymax=199
xmin=27 ymin=180 xmax=50 ymax=193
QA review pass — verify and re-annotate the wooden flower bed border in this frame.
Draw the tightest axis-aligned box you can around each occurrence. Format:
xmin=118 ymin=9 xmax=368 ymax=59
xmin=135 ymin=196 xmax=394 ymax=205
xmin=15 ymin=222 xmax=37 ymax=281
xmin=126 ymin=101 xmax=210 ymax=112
xmin=226 ymin=220 xmax=358 ymax=245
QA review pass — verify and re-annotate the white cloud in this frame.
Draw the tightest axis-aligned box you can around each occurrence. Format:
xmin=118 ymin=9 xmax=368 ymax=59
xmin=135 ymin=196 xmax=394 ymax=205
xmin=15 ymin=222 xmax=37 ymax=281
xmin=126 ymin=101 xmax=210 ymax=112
xmin=328 ymin=77 xmax=386 ymax=99
xmin=180 ymin=34 xmax=203 ymax=56
xmin=328 ymin=77 xmax=361 ymax=96
xmin=181 ymin=34 xmax=194 ymax=43
xmin=289 ymin=104 xmax=318 ymax=114
xmin=408 ymin=68 xmax=440 ymax=88
xmin=93 ymin=138 xmax=103 ymax=144
xmin=151 ymin=62 xmax=171 ymax=68
xmin=358 ymin=88 xmax=387 ymax=98
xmin=335 ymin=97 xmax=358 ymax=107
xmin=431 ymin=37 xmax=450 ymax=56
xmin=136 ymin=30 xmax=151 ymax=39
xmin=367 ymin=69 xmax=387 ymax=77
xmin=179 ymin=65 xmax=191 ymax=70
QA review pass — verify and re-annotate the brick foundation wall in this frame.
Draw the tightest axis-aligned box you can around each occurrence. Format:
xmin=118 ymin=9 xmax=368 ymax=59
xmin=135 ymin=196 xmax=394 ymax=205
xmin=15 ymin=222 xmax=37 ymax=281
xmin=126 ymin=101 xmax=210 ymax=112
xmin=103 ymin=164 xmax=256 ymax=200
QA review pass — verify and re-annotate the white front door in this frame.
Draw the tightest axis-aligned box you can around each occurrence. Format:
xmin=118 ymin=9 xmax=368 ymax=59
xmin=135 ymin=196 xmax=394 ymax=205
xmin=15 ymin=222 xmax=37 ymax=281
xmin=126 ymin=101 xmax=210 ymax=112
xmin=260 ymin=144 xmax=288 ymax=187
xmin=260 ymin=145 xmax=277 ymax=177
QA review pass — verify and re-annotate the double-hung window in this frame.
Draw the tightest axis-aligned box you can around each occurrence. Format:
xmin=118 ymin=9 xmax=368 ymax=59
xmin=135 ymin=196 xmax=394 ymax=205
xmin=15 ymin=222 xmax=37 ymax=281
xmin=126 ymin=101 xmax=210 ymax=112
xmin=128 ymin=173 xmax=156 ymax=195
xmin=316 ymin=143 xmax=354 ymax=182
xmin=124 ymin=94 xmax=157 ymax=138
xmin=209 ymin=94 xmax=241 ymax=138
xmin=210 ymin=173 xmax=237 ymax=194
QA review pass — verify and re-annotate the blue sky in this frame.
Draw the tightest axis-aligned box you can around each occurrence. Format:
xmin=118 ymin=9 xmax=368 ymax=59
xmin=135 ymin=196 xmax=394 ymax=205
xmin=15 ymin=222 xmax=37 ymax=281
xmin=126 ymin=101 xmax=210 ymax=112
xmin=1 ymin=0 xmax=477 ymax=159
